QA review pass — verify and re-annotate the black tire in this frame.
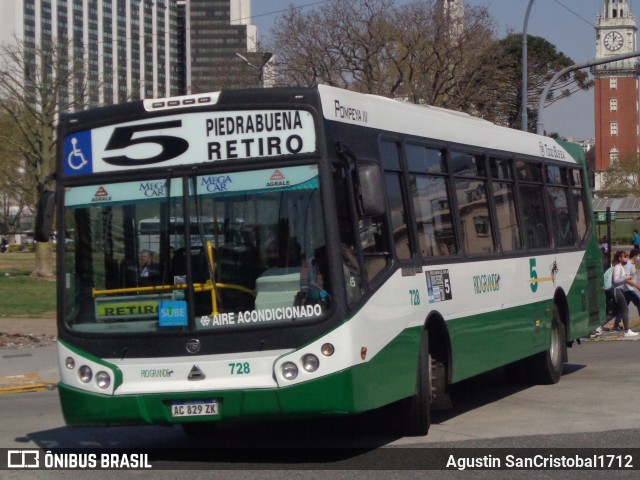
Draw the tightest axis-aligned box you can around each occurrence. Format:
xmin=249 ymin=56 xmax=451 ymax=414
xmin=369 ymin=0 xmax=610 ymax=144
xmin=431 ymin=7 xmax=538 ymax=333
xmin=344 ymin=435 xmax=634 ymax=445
xmin=401 ymin=332 xmax=431 ymax=436
xmin=528 ymin=305 xmax=565 ymax=384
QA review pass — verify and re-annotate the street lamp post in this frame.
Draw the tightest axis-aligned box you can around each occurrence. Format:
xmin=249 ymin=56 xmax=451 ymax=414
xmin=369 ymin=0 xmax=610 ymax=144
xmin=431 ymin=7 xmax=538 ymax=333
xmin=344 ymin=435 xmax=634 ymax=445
xmin=522 ymin=0 xmax=535 ymax=132
xmin=536 ymin=50 xmax=640 ymax=135
xmin=235 ymin=52 xmax=274 ymax=88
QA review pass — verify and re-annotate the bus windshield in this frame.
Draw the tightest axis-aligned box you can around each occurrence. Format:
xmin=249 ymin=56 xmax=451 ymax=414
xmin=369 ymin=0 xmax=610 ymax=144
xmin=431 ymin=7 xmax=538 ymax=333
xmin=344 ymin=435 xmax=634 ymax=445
xmin=62 ymin=165 xmax=330 ymax=333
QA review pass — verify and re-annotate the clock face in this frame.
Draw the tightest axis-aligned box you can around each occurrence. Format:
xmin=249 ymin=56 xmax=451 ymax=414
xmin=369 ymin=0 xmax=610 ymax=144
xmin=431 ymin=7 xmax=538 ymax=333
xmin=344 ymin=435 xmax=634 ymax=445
xmin=604 ymin=31 xmax=624 ymax=51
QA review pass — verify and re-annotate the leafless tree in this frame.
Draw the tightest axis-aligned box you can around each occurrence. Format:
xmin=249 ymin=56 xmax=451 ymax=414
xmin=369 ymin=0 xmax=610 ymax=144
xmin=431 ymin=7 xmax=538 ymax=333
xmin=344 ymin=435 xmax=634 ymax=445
xmin=389 ymin=0 xmax=496 ymax=109
xmin=271 ymin=0 xmax=398 ymax=93
xmin=0 ymin=110 xmax=33 ymax=239
xmin=0 ymin=36 xmax=96 ymax=276
xmin=269 ymin=0 xmax=496 ymax=108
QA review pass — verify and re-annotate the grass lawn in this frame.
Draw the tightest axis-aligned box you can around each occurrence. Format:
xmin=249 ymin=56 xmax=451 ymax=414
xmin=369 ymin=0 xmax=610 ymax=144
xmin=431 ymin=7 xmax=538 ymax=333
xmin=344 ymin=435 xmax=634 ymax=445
xmin=0 ymin=252 xmax=56 ymax=317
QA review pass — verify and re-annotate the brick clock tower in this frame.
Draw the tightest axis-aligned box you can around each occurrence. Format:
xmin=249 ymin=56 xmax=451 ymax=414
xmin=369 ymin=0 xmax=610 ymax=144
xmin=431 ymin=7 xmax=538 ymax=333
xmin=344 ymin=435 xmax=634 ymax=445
xmin=594 ymin=0 xmax=640 ymax=191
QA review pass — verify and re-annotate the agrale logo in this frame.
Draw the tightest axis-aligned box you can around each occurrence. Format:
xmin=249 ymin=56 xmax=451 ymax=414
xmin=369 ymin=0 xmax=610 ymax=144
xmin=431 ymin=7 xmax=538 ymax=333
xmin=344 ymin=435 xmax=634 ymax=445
xmin=266 ymin=169 xmax=290 ymax=187
xmin=91 ymin=186 xmax=112 ymax=202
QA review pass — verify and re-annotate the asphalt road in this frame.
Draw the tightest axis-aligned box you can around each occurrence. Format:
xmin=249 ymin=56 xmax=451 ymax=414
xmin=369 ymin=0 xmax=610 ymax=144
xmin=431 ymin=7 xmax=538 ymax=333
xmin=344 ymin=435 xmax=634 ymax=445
xmin=1 ymin=337 xmax=639 ymax=479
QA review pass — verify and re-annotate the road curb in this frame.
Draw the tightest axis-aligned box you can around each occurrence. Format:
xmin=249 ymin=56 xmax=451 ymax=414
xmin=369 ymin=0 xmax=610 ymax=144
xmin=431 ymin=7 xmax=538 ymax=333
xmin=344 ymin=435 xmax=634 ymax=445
xmin=0 ymin=373 xmax=57 ymax=395
xmin=587 ymin=335 xmax=640 ymax=342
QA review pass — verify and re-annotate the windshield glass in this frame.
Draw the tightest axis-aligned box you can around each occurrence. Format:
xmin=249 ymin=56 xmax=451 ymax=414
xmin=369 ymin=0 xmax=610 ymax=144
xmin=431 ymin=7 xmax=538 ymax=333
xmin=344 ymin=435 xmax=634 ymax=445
xmin=63 ymin=165 xmax=330 ymax=333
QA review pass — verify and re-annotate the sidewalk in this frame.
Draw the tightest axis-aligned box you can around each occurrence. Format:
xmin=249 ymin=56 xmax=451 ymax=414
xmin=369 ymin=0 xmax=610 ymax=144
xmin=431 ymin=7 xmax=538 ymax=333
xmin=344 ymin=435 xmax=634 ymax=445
xmin=0 ymin=346 xmax=58 ymax=393
xmin=0 ymin=316 xmax=56 ymax=337
xmin=590 ymin=309 xmax=640 ymax=340
xmin=0 ymin=317 xmax=57 ymax=394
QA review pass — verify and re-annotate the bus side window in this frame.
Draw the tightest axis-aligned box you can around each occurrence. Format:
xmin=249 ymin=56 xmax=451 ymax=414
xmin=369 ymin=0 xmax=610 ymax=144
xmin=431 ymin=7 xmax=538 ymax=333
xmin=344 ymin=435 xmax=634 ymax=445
xmin=548 ymin=188 xmax=575 ymax=247
xmin=569 ymin=168 xmax=589 ymax=243
xmin=546 ymin=166 xmax=576 ymax=248
xmin=359 ymin=216 xmax=390 ymax=282
xmin=489 ymin=157 xmax=522 ymax=252
xmin=520 ymin=185 xmax=550 ymax=249
xmin=357 ymin=162 xmax=391 ymax=282
xmin=334 ymin=167 xmax=363 ymax=306
xmin=411 ymin=175 xmax=457 ymax=257
xmin=406 ymin=145 xmax=457 ymax=258
xmin=381 ymin=140 xmax=412 ymax=260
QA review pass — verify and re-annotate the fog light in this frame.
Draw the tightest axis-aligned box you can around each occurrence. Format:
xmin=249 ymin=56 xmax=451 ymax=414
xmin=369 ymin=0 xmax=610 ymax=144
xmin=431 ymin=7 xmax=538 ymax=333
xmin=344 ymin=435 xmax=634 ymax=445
xmin=78 ymin=365 xmax=93 ymax=383
xmin=302 ymin=354 xmax=319 ymax=372
xmin=95 ymin=371 xmax=111 ymax=389
xmin=321 ymin=343 xmax=334 ymax=356
xmin=281 ymin=362 xmax=298 ymax=380
xmin=65 ymin=357 xmax=75 ymax=369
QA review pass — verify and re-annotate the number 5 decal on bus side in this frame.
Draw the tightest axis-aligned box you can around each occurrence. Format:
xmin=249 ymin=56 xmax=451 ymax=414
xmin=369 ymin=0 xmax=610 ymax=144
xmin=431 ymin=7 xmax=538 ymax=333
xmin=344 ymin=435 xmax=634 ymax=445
xmin=529 ymin=258 xmax=538 ymax=293
xmin=102 ymin=120 xmax=189 ymax=166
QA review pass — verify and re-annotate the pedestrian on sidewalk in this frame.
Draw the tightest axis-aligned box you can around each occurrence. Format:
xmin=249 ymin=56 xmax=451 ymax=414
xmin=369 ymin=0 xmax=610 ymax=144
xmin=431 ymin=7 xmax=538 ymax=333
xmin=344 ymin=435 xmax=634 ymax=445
xmin=633 ymin=230 xmax=640 ymax=250
xmin=622 ymin=249 xmax=640 ymax=308
xmin=611 ymin=250 xmax=639 ymax=337
xmin=601 ymin=235 xmax=610 ymax=269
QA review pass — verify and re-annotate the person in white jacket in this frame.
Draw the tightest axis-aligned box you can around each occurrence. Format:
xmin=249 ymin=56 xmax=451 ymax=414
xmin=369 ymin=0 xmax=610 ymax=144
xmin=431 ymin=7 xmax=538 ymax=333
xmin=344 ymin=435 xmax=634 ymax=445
xmin=612 ymin=250 xmax=640 ymax=337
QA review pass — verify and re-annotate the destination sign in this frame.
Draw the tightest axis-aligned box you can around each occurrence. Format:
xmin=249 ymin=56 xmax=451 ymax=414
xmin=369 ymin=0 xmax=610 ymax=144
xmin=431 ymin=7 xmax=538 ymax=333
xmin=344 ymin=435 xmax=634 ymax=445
xmin=63 ymin=110 xmax=317 ymax=176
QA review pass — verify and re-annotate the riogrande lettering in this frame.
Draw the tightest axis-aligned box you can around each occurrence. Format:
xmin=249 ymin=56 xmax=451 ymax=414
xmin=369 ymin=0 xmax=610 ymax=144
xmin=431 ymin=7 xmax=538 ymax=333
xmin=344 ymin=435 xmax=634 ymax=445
xmin=140 ymin=369 xmax=174 ymax=378
xmin=472 ymin=273 xmax=501 ymax=294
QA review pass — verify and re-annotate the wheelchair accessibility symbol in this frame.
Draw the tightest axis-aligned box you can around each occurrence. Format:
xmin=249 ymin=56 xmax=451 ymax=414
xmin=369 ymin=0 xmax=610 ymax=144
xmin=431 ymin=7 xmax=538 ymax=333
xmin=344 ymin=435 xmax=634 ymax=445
xmin=68 ymin=138 xmax=88 ymax=170
xmin=63 ymin=130 xmax=92 ymax=175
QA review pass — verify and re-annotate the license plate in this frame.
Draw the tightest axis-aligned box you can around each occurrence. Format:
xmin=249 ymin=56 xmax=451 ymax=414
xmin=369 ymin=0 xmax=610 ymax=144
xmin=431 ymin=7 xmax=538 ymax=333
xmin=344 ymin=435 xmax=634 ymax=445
xmin=171 ymin=400 xmax=218 ymax=417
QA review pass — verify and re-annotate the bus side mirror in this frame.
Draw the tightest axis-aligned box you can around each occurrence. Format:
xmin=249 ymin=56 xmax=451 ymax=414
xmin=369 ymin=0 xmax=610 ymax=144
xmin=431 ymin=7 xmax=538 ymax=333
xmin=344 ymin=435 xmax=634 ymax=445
xmin=34 ymin=190 xmax=56 ymax=242
xmin=357 ymin=164 xmax=386 ymax=217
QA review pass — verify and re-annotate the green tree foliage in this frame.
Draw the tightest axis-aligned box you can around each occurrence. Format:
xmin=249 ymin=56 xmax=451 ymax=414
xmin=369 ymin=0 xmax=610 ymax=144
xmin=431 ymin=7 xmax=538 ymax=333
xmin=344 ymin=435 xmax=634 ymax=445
xmin=478 ymin=34 xmax=592 ymax=131
xmin=601 ymin=154 xmax=640 ymax=197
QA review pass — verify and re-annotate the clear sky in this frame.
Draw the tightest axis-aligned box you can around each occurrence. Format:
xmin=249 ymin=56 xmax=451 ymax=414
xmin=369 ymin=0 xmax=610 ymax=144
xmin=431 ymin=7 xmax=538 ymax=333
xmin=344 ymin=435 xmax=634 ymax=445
xmin=250 ymin=0 xmax=618 ymax=141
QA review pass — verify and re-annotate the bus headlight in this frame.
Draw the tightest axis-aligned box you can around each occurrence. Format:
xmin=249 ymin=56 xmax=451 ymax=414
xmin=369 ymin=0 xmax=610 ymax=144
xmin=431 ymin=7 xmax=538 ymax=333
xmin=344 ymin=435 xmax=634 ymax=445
xmin=65 ymin=357 xmax=76 ymax=370
xmin=302 ymin=354 xmax=319 ymax=372
xmin=321 ymin=343 xmax=334 ymax=356
xmin=78 ymin=365 xmax=93 ymax=383
xmin=281 ymin=362 xmax=298 ymax=380
xmin=95 ymin=371 xmax=111 ymax=389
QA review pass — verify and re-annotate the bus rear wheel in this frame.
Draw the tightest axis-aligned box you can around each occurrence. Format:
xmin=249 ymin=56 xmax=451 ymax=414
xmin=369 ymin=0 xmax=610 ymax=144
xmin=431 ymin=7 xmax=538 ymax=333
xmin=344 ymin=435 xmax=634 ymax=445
xmin=528 ymin=305 xmax=565 ymax=384
xmin=401 ymin=332 xmax=431 ymax=436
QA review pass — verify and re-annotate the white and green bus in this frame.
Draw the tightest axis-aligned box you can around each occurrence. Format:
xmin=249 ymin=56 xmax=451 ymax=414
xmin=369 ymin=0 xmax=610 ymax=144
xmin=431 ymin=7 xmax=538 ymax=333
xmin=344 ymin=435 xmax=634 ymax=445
xmin=37 ymin=85 xmax=604 ymax=436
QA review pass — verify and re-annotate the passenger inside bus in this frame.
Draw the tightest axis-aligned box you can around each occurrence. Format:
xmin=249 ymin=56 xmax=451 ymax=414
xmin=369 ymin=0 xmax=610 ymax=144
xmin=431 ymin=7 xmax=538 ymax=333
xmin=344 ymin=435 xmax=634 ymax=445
xmin=139 ymin=250 xmax=160 ymax=281
xmin=122 ymin=249 xmax=161 ymax=287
